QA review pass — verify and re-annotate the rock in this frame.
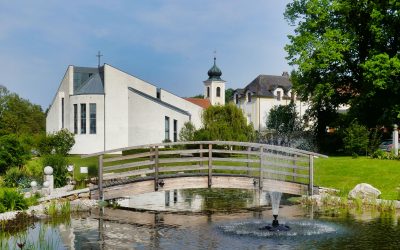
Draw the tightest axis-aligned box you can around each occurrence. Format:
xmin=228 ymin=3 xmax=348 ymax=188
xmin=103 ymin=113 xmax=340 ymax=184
xmin=348 ymin=183 xmax=381 ymax=200
xmin=78 ymin=192 xmax=90 ymax=199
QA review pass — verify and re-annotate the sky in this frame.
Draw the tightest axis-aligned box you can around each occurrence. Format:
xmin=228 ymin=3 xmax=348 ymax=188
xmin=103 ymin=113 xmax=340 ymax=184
xmin=0 ymin=0 xmax=293 ymax=109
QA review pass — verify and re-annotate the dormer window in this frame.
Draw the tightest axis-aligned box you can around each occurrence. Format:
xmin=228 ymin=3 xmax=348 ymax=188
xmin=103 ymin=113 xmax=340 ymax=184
xmin=247 ymin=92 xmax=252 ymax=103
xmin=277 ymin=91 xmax=281 ymax=101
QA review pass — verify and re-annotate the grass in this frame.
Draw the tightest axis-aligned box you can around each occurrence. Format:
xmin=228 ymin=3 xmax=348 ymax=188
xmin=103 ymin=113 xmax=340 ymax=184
xmin=314 ymin=156 xmax=400 ymax=200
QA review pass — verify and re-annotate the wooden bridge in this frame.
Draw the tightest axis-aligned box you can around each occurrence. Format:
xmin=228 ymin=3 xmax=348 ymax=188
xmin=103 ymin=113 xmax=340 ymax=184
xmin=82 ymin=141 xmax=327 ymax=200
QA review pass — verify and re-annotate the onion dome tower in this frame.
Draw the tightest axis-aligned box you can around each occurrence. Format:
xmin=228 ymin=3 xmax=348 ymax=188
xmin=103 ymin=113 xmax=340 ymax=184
xmin=204 ymin=56 xmax=226 ymax=106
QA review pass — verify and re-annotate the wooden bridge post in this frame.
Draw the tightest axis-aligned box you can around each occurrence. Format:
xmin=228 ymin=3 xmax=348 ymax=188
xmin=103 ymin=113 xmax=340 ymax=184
xmin=200 ymin=144 xmax=203 ymax=170
xmin=98 ymin=154 xmax=104 ymax=201
xmin=259 ymin=146 xmax=264 ymax=190
xmin=309 ymin=154 xmax=314 ymax=196
xmin=208 ymin=144 xmax=212 ymax=188
xmin=247 ymin=146 xmax=251 ymax=176
xmin=154 ymin=146 xmax=159 ymax=191
xmin=292 ymin=154 xmax=297 ymax=182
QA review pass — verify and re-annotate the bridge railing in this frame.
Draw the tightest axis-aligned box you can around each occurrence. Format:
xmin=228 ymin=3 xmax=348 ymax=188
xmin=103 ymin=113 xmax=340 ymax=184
xmin=82 ymin=141 xmax=328 ymax=200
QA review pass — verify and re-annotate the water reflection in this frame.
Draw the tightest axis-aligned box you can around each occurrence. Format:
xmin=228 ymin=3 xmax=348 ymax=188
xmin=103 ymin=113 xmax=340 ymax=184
xmin=1 ymin=189 xmax=400 ymax=249
xmin=117 ymin=189 xmax=270 ymax=212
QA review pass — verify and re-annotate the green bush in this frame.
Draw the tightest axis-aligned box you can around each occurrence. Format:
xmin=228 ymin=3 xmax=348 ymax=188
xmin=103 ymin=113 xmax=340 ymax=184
xmin=36 ymin=129 xmax=75 ymax=156
xmin=0 ymin=188 xmax=28 ymax=211
xmin=343 ymin=121 xmax=369 ymax=155
xmin=371 ymin=149 xmax=387 ymax=159
xmin=0 ymin=134 xmax=30 ymax=173
xmin=42 ymin=154 xmax=69 ymax=188
xmin=179 ymin=121 xmax=196 ymax=141
xmin=23 ymin=159 xmax=43 ymax=181
xmin=3 ymin=167 xmax=30 ymax=188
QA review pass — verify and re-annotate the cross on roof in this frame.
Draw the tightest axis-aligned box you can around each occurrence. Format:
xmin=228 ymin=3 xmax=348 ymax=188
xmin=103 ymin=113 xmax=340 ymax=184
xmin=96 ymin=51 xmax=103 ymax=67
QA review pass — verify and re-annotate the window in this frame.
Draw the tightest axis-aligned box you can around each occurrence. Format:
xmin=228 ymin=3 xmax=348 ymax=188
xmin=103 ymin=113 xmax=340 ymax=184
xmin=73 ymin=104 xmax=78 ymax=134
xmin=165 ymin=116 xmax=170 ymax=140
xmin=216 ymin=87 xmax=221 ymax=97
xmin=157 ymin=88 xmax=161 ymax=99
xmin=80 ymin=104 xmax=86 ymax=134
xmin=247 ymin=92 xmax=252 ymax=103
xmin=173 ymin=119 xmax=178 ymax=142
xmin=277 ymin=91 xmax=281 ymax=101
xmin=207 ymin=87 xmax=210 ymax=98
xmin=235 ymin=94 xmax=239 ymax=104
xmin=61 ymin=98 xmax=64 ymax=128
xmin=90 ymin=103 xmax=96 ymax=134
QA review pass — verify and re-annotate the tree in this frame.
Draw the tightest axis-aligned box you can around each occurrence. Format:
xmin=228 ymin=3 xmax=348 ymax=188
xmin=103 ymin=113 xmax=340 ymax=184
xmin=343 ymin=121 xmax=369 ymax=156
xmin=196 ymin=103 xmax=254 ymax=142
xmin=266 ymin=103 xmax=304 ymax=146
xmin=0 ymin=134 xmax=30 ymax=173
xmin=225 ymin=88 xmax=235 ymax=103
xmin=0 ymin=86 xmax=45 ymax=135
xmin=179 ymin=121 xmax=196 ymax=141
xmin=284 ymin=0 xmax=400 ymax=147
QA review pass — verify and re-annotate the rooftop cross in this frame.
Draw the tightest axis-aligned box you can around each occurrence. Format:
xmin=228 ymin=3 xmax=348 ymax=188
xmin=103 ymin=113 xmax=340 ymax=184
xmin=96 ymin=51 xmax=103 ymax=67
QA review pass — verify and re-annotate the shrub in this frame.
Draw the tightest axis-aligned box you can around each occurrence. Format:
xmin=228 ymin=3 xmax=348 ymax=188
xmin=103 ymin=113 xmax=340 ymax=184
xmin=343 ymin=121 xmax=369 ymax=155
xmin=179 ymin=121 xmax=196 ymax=141
xmin=0 ymin=188 xmax=28 ymax=211
xmin=3 ymin=167 xmax=30 ymax=188
xmin=36 ymin=129 xmax=75 ymax=156
xmin=23 ymin=159 xmax=43 ymax=181
xmin=371 ymin=149 xmax=386 ymax=159
xmin=42 ymin=154 xmax=69 ymax=188
xmin=0 ymin=134 xmax=30 ymax=173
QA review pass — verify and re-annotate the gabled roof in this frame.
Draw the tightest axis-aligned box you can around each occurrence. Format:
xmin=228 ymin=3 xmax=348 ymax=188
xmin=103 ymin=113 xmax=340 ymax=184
xmin=235 ymin=74 xmax=292 ymax=98
xmin=184 ymin=98 xmax=211 ymax=109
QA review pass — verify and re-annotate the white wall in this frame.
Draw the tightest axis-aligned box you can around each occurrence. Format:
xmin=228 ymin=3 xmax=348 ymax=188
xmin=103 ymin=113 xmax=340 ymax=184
xmin=69 ymin=94 xmax=105 ymax=154
xmin=46 ymin=66 xmax=73 ymax=133
xmin=128 ymin=90 xmax=191 ymax=145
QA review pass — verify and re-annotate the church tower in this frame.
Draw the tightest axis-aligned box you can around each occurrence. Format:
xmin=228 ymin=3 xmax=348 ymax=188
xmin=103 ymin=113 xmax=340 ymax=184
xmin=204 ymin=57 xmax=225 ymax=106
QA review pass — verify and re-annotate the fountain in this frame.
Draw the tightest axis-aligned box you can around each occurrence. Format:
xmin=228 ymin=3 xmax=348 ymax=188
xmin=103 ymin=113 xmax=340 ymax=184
xmin=259 ymin=191 xmax=290 ymax=231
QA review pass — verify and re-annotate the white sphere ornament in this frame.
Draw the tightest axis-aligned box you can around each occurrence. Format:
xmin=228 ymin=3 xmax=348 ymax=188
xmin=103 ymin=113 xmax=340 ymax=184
xmin=30 ymin=181 xmax=37 ymax=188
xmin=44 ymin=166 xmax=53 ymax=175
xmin=43 ymin=181 xmax=50 ymax=188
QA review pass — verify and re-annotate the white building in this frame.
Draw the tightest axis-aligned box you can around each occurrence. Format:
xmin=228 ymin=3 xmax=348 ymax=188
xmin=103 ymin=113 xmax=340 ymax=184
xmin=233 ymin=72 xmax=308 ymax=131
xmin=46 ymin=60 xmax=225 ymax=154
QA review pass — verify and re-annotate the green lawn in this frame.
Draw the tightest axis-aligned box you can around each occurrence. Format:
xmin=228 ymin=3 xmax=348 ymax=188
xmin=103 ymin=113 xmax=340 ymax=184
xmin=314 ymin=156 xmax=400 ymax=200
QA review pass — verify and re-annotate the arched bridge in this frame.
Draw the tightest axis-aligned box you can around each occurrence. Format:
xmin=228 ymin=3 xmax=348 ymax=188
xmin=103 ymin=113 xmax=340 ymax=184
xmin=82 ymin=141 xmax=327 ymax=200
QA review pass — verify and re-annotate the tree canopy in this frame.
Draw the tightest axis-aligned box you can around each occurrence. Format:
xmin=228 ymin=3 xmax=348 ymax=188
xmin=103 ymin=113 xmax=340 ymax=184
xmin=285 ymin=0 xmax=400 ymax=139
xmin=196 ymin=103 xmax=254 ymax=142
xmin=0 ymin=85 xmax=45 ymax=135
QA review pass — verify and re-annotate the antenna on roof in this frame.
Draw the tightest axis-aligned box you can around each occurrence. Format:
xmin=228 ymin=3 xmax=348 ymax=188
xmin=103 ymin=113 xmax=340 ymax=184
xmin=96 ymin=51 xmax=103 ymax=67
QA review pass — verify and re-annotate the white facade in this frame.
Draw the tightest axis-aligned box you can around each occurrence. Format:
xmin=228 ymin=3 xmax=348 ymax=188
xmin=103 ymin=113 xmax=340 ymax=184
xmin=233 ymin=74 xmax=309 ymax=131
xmin=46 ymin=64 xmax=204 ymax=154
xmin=204 ymin=79 xmax=225 ymax=106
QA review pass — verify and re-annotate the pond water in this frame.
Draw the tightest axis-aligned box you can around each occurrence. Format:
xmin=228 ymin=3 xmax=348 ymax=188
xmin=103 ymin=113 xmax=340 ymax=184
xmin=1 ymin=189 xmax=400 ymax=249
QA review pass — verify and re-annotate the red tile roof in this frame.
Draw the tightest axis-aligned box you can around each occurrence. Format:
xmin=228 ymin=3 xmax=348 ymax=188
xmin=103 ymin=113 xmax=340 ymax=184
xmin=184 ymin=98 xmax=211 ymax=109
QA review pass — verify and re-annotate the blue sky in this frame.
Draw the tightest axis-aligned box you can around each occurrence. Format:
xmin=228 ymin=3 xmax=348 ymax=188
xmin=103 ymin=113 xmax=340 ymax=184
xmin=0 ymin=0 xmax=293 ymax=109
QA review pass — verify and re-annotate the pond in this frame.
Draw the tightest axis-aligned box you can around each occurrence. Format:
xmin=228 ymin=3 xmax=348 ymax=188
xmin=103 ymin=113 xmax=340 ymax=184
xmin=1 ymin=189 xmax=399 ymax=249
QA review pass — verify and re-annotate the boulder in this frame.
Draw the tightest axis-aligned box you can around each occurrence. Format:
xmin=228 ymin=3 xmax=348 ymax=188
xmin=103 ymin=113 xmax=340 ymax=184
xmin=348 ymin=183 xmax=381 ymax=200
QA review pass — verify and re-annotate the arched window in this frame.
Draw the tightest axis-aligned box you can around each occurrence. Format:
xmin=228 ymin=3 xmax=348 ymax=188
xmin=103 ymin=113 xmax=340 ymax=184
xmin=216 ymin=87 xmax=221 ymax=97
xmin=207 ymin=87 xmax=210 ymax=98
xmin=247 ymin=92 xmax=252 ymax=103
